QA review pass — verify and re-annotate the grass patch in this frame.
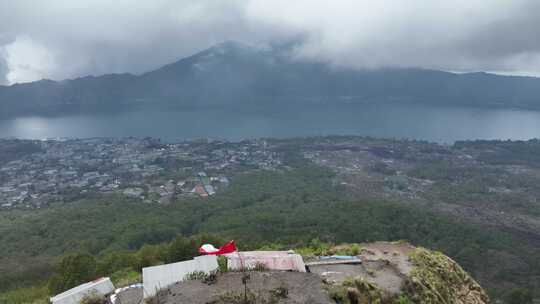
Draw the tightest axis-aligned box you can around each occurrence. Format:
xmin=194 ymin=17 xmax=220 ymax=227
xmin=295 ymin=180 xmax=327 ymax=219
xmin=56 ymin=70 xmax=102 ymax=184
xmin=0 ymin=285 xmax=49 ymax=304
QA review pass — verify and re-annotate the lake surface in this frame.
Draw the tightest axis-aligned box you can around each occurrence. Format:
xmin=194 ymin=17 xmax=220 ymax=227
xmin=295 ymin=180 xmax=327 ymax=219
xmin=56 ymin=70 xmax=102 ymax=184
xmin=1 ymin=103 xmax=540 ymax=143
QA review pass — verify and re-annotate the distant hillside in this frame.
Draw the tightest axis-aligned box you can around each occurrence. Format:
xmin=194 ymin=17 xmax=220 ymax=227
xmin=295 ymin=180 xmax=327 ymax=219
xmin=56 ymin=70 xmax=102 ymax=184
xmin=1 ymin=41 xmax=540 ymax=117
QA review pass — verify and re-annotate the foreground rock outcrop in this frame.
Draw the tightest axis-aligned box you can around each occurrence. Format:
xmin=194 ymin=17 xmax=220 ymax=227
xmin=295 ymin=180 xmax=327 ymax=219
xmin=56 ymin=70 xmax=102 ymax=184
xmin=322 ymin=242 xmax=490 ymax=304
xmin=146 ymin=242 xmax=490 ymax=304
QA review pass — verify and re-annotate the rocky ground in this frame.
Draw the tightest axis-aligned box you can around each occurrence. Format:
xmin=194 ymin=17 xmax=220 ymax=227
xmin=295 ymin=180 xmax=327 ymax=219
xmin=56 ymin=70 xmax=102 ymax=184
xmin=308 ymin=242 xmax=415 ymax=296
xmin=137 ymin=242 xmax=490 ymax=304
xmin=149 ymin=272 xmax=333 ymax=304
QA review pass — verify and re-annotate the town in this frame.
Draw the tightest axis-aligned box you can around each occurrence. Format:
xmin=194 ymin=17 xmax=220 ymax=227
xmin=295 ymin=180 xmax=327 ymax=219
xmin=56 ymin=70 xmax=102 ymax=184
xmin=2 ymin=135 xmax=540 ymax=242
xmin=0 ymin=137 xmax=282 ymax=208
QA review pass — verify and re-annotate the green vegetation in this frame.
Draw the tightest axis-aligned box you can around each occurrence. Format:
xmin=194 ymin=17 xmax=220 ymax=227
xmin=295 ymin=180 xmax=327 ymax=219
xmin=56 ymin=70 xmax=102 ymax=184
xmin=110 ymin=268 xmax=141 ymax=287
xmin=408 ymin=159 xmax=540 ymax=216
xmin=47 ymin=253 xmax=97 ymax=295
xmin=502 ymin=288 xmax=534 ymax=304
xmin=0 ymin=163 xmax=539 ymax=303
xmin=185 ymin=271 xmax=212 ymax=281
xmin=405 ymin=248 xmax=489 ymax=304
xmin=42 ymin=234 xmax=225 ymax=297
xmin=327 ymin=247 xmax=491 ymax=304
xmin=217 ymin=255 xmax=228 ymax=273
xmin=329 ymin=278 xmax=390 ymax=304
xmin=0 ymin=285 xmax=48 ymax=304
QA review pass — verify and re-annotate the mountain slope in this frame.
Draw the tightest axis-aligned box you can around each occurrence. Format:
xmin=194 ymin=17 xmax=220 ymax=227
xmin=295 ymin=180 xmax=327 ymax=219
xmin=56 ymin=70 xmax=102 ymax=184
xmin=1 ymin=41 xmax=540 ymax=117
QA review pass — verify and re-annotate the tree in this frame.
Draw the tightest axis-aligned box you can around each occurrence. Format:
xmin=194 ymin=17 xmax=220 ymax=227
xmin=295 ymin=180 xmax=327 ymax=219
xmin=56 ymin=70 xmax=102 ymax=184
xmin=48 ymin=253 xmax=97 ymax=295
xmin=166 ymin=236 xmax=198 ymax=263
xmin=136 ymin=244 xmax=165 ymax=270
xmin=96 ymin=251 xmax=138 ymax=275
xmin=503 ymin=288 xmax=533 ymax=304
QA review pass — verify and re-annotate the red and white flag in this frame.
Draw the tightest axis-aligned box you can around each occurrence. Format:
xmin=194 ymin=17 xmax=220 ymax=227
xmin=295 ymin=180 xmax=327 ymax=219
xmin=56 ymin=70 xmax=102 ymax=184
xmin=199 ymin=240 xmax=237 ymax=255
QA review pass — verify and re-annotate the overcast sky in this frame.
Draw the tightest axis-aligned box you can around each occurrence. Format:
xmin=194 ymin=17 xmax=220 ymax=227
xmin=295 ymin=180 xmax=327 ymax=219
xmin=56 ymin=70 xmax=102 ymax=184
xmin=0 ymin=0 xmax=539 ymax=85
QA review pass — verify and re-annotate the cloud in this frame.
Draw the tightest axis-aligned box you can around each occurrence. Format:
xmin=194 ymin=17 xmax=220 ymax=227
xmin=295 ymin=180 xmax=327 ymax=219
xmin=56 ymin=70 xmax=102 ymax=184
xmin=0 ymin=35 xmax=13 ymax=85
xmin=0 ymin=0 xmax=539 ymax=84
xmin=246 ymin=0 xmax=540 ymax=73
xmin=0 ymin=52 xmax=8 ymax=85
xmin=3 ymin=36 xmax=58 ymax=84
xmin=0 ymin=0 xmax=261 ymax=84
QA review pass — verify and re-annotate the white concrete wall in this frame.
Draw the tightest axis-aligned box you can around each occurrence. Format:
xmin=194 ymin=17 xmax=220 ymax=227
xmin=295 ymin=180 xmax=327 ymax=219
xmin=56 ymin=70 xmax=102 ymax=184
xmin=50 ymin=277 xmax=115 ymax=304
xmin=143 ymin=255 xmax=218 ymax=298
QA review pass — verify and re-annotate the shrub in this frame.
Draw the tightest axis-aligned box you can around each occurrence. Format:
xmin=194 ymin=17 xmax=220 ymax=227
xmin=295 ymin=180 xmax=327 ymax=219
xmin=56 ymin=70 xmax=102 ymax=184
xmin=166 ymin=236 xmax=198 ymax=264
xmin=394 ymin=295 xmax=412 ymax=304
xmin=136 ymin=244 xmax=166 ymax=270
xmin=334 ymin=244 xmax=362 ymax=256
xmin=110 ymin=268 xmax=141 ymax=287
xmin=184 ymin=271 xmax=208 ymax=281
xmin=217 ymin=255 xmax=228 ymax=273
xmin=503 ymin=288 xmax=533 ymax=304
xmin=48 ymin=253 xmax=97 ymax=295
xmin=96 ymin=251 xmax=138 ymax=275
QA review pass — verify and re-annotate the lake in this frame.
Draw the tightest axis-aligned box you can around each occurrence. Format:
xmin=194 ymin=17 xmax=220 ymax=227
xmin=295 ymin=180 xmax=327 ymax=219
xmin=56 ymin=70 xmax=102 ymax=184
xmin=1 ymin=103 xmax=540 ymax=143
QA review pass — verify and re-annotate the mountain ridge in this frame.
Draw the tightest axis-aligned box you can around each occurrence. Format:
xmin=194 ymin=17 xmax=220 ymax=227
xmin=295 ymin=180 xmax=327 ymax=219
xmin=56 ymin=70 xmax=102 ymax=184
xmin=1 ymin=41 xmax=540 ymax=118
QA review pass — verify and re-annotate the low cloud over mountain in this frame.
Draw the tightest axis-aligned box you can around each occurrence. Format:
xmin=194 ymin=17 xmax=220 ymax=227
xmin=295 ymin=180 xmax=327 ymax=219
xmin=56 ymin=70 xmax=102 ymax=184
xmin=1 ymin=0 xmax=540 ymax=84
